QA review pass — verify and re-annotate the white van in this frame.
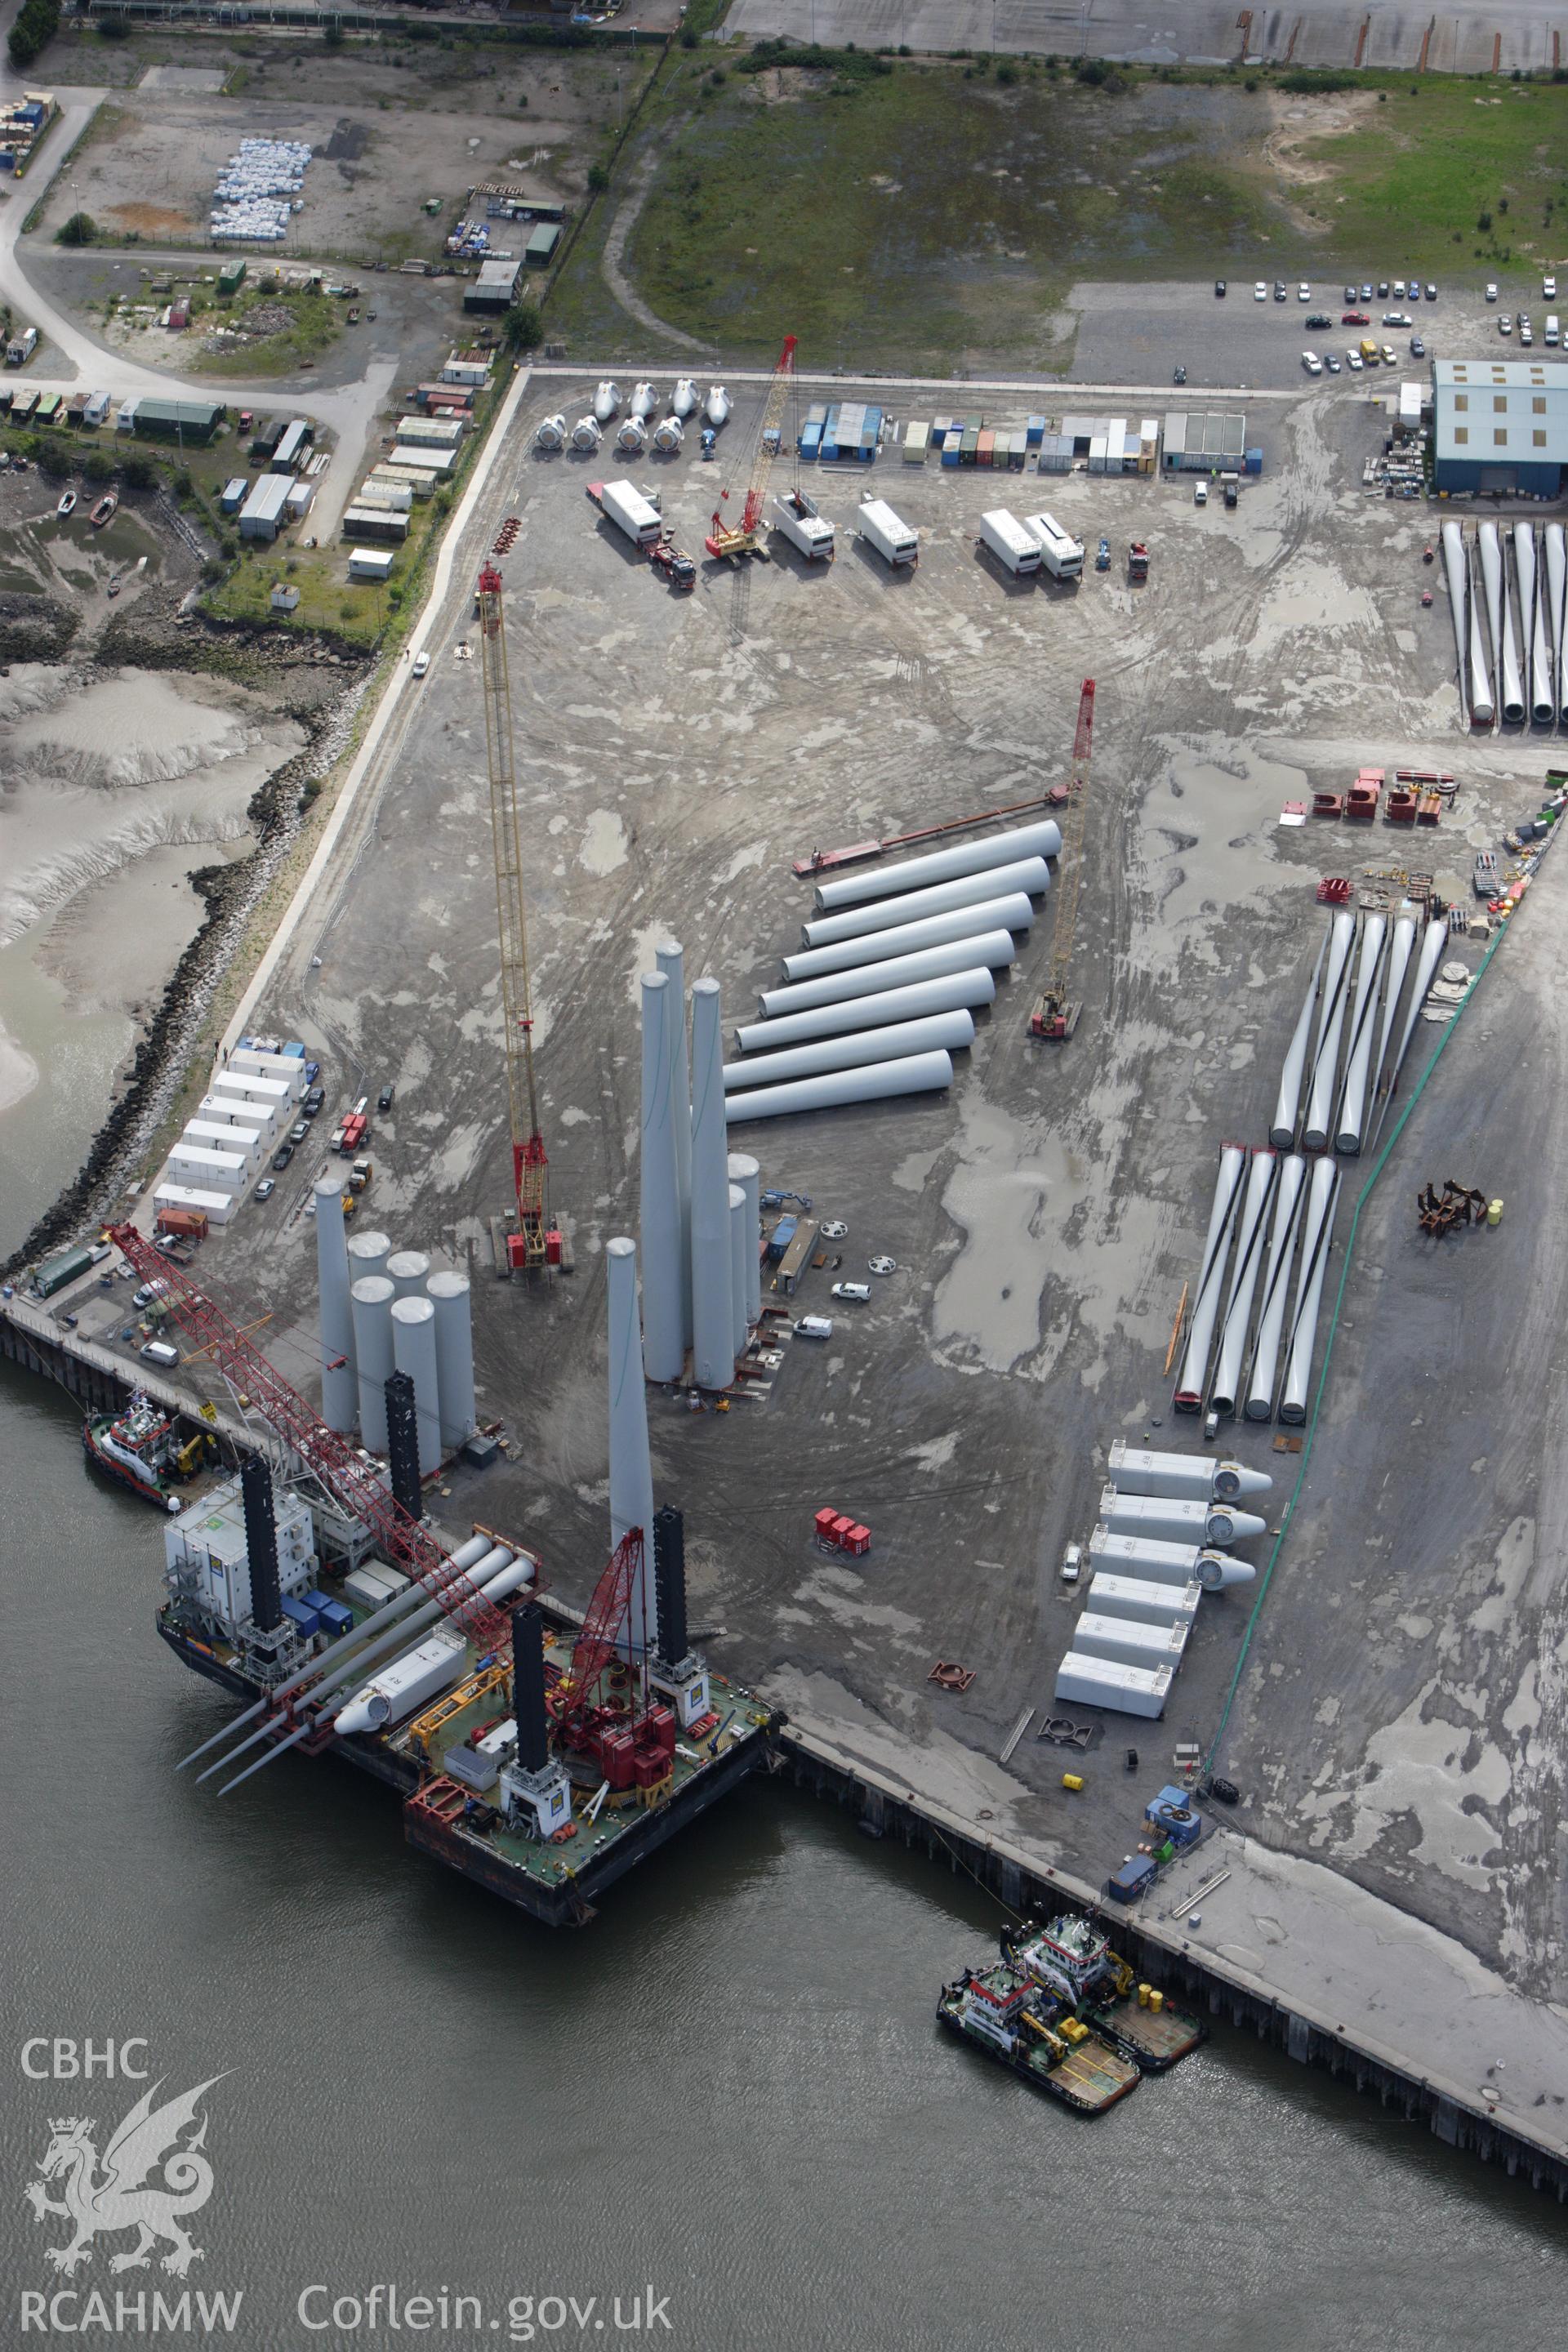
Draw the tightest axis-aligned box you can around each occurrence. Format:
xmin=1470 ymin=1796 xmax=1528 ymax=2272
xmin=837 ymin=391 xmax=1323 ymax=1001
xmin=1547 ymin=315 xmax=1561 ymax=348
xmin=140 ymin=1339 xmax=180 ymax=1367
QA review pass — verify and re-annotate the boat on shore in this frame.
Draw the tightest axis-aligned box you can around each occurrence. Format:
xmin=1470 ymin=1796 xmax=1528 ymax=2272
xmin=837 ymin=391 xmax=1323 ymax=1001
xmin=1001 ymin=1912 xmax=1206 ymax=2074
xmin=56 ymin=488 xmax=77 ymax=517
xmin=90 ymin=491 xmax=118 ymax=528
xmin=82 ymin=1392 xmax=198 ymax=1512
xmin=937 ymin=1961 xmax=1140 ymax=2116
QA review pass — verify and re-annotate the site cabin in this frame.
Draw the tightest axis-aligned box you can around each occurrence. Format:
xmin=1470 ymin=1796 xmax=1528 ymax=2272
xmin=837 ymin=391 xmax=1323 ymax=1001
xmin=979 ymin=510 xmax=1043 ymax=577
xmin=773 ymin=489 xmax=835 ymax=561
xmin=587 ymin=478 xmax=662 ymax=550
xmin=1023 ymin=512 xmax=1085 ymax=581
xmin=856 ymin=498 xmax=919 ymax=568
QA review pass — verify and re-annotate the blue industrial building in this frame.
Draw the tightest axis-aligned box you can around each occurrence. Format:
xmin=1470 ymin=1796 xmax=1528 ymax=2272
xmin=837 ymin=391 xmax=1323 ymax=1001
xmin=1432 ymin=356 xmax=1567 ymax=497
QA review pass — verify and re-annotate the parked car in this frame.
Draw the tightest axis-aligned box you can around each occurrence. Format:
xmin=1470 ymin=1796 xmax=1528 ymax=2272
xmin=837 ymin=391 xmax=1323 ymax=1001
xmin=1378 ymin=280 xmax=1389 ymax=297
xmin=377 ymin=1083 xmax=394 ymax=1111
xmin=1325 ymin=354 xmax=1342 ymax=373
xmin=1343 ymin=284 xmax=1357 ymax=305
xmin=132 ymin=1282 xmax=167 ymax=1310
xmin=1302 ymin=351 xmax=1323 ymax=376
xmin=255 ymin=1178 xmax=276 ymax=1202
xmin=1499 ymin=314 xmax=1513 ymax=336
xmin=1392 ymin=279 xmax=1405 ymax=299
xmin=1486 ymin=282 xmax=1499 ymax=302
xmin=1342 ymin=310 xmax=1370 ymax=326
xmin=1347 ymin=350 xmax=1364 ymax=370
xmin=1545 ymin=275 xmax=1557 ymax=301
xmin=1382 ymin=311 xmax=1411 ymax=327
xmin=1381 ymin=345 xmax=1397 ymax=366
xmin=1297 ymin=282 xmax=1312 ymax=301
xmin=1361 ymin=282 xmax=1373 ymax=300
xmin=1214 ymin=278 xmax=1227 ymax=296
xmin=289 ymin=1120 xmax=309 ymax=1144
xmin=831 ymin=1282 xmax=871 ymax=1303
xmin=304 ymin=1059 xmax=320 ymax=1084
xmin=1306 ymin=313 xmax=1332 ymax=330
xmin=272 ymin=1142 xmax=295 ymax=1170
xmin=1194 ymin=481 xmax=1209 ymax=505
xmin=1410 ymin=335 xmax=1425 ymax=357
xmin=1274 ymin=281 xmax=1287 ymax=301
xmin=303 ymin=1088 xmax=325 ymax=1115
xmin=1254 ymin=281 xmax=1267 ymax=301
xmin=1521 ymin=325 xmax=1534 ymax=345
xmin=412 ymin=650 xmax=430 ymax=678
xmin=1425 ymin=283 xmax=1438 ymax=301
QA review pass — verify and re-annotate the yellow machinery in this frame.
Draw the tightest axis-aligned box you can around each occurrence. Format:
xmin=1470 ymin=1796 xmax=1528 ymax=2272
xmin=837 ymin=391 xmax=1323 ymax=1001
xmin=406 ymin=1661 xmax=512 ymax=1762
xmin=1030 ymin=676 xmax=1095 ymax=1042
xmin=476 ymin=563 xmax=551 ymax=1272
xmin=705 ymin=334 xmax=798 ymax=563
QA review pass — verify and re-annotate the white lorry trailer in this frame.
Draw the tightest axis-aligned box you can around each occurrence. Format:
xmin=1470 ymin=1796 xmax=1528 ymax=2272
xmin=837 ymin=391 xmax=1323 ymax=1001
xmin=1024 ymin=511 xmax=1085 ymax=581
xmin=856 ymin=497 xmax=919 ymax=568
xmin=587 ymin=478 xmax=662 ymax=550
xmin=979 ymin=510 xmax=1043 ymax=577
xmin=773 ymin=488 xmax=835 ymax=561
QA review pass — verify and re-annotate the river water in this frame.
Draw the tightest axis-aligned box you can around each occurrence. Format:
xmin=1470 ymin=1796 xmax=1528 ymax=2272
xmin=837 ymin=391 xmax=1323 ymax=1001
xmin=2 ymin=1062 xmax=1566 ymax=2349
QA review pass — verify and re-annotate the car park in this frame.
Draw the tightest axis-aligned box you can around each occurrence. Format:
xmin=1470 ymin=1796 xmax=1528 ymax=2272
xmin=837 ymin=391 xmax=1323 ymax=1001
xmin=272 ymin=1142 xmax=295 ymax=1170
xmin=1302 ymin=351 xmax=1322 ymax=376
xmin=255 ymin=1179 xmax=275 ymax=1202
xmin=831 ymin=1282 xmax=871 ymax=1303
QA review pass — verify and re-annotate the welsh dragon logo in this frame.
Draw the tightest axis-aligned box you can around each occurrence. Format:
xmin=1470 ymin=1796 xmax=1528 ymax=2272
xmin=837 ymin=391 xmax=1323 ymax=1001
xmin=24 ymin=2077 xmax=227 ymax=2278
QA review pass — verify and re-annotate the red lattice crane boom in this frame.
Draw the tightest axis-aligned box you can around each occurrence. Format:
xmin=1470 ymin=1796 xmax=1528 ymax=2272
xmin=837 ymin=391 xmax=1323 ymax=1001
xmin=706 ymin=334 xmax=798 ymax=560
xmin=108 ymin=1222 xmax=512 ymax=1650
xmin=476 ymin=563 xmax=550 ymax=1272
xmin=550 ymin=1528 xmax=646 ymax=1736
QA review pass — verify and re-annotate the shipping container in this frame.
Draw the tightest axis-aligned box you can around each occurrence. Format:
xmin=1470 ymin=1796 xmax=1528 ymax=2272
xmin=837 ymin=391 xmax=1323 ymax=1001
xmin=1023 ymin=511 xmax=1085 ymax=581
xmin=1054 ymin=1650 xmax=1173 ymax=1718
xmin=940 ymin=429 xmax=962 ymax=468
xmin=342 ymin=1561 xmax=411 ymax=1611
xmin=280 ymin=1595 xmax=321 ymax=1640
xmin=155 ymin=1205 xmax=209 ymax=1241
xmin=960 ymin=425 xmax=979 ymax=465
xmin=976 ymin=429 xmax=995 ymax=469
xmin=1026 ymin=415 xmax=1045 ymax=447
xmin=590 ymin=477 xmax=662 ymax=548
xmin=32 ymin=1242 xmax=100 ymax=1298
xmin=902 ymin=421 xmax=929 ymax=463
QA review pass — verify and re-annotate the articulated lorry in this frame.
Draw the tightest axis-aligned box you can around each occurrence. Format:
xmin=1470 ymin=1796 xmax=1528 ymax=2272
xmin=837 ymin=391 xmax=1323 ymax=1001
xmin=586 ymin=478 xmax=662 ymax=550
xmin=1023 ymin=512 xmax=1084 ymax=581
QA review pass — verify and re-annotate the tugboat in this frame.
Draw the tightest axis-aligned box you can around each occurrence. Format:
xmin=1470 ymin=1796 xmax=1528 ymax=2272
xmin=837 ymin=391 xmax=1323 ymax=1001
xmin=937 ymin=1960 xmax=1140 ymax=2116
xmin=56 ymin=488 xmax=77 ymax=518
xmin=82 ymin=1392 xmax=196 ymax=1512
xmin=90 ymin=490 xmax=118 ymax=529
xmin=1003 ymin=1911 xmax=1206 ymax=2074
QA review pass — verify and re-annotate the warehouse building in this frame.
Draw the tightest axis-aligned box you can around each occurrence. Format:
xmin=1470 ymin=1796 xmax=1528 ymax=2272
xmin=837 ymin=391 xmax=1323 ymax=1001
xmin=1161 ymin=411 xmax=1248 ymax=473
xmin=125 ymin=396 xmax=225 ymax=444
xmin=464 ymin=256 xmax=522 ymax=312
xmin=1431 ymin=357 xmax=1568 ymax=497
xmin=238 ymin=473 xmax=292 ymax=541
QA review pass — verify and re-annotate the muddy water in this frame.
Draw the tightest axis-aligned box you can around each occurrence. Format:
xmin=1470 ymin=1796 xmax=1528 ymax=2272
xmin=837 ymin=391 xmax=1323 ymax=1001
xmin=0 ymin=663 xmax=305 ymax=1231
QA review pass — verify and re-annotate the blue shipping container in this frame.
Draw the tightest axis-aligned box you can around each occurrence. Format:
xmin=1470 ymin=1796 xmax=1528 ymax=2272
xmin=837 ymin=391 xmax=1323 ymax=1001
xmin=799 ymin=423 xmax=821 ymax=459
xmin=280 ymin=1595 xmax=321 ymax=1639
xmin=283 ymin=1041 xmax=305 ymax=1060
xmin=1245 ymin=448 xmax=1263 ymax=474
xmin=940 ymin=430 xmax=962 ymax=468
xmin=317 ymin=1598 xmax=354 ymax=1641
xmin=1026 ymin=416 xmax=1045 ymax=446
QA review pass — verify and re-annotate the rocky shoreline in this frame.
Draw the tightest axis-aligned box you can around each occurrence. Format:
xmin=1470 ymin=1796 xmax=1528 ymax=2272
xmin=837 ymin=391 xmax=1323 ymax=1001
xmin=2 ymin=599 xmax=373 ymax=1281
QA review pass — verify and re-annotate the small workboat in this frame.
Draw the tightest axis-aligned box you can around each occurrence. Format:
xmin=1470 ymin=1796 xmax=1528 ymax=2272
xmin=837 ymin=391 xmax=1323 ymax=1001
xmin=937 ymin=1962 xmax=1140 ymax=2116
xmin=56 ymin=488 xmax=77 ymax=518
xmin=90 ymin=491 xmax=118 ymax=528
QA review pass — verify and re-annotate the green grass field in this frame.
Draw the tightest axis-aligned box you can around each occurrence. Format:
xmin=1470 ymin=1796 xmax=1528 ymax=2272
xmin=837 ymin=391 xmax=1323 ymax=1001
xmin=545 ymin=56 xmax=1568 ymax=371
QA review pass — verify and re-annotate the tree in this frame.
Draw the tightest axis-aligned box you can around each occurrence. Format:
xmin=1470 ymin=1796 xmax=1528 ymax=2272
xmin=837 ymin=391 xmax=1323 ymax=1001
xmin=587 ymin=162 xmax=612 ymax=194
xmin=83 ymin=449 xmax=114 ymax=483
xmin=503 ymin=297 xmax=544 ymax=352
xmin=56 ymin=212 xmax=98 ymax=248
xmin=120 ymin=454 xmax=156 ymax=489
xmin=8 ymin=0 xmax=60 ymax=69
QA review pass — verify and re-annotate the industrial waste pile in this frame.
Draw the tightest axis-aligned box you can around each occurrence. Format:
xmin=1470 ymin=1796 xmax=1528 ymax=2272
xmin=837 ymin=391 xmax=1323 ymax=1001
xmin=211 ymin=137 xmax=312 ymax=243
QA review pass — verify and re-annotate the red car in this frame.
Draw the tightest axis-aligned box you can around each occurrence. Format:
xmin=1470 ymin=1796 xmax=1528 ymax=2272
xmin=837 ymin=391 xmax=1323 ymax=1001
xmin=1342 ymin=310 xmax=1370 ymax=326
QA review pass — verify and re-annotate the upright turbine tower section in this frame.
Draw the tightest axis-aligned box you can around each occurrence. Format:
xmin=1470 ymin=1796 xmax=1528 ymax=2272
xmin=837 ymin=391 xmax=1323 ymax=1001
xmin=476 ymin=564 xmax=551 ymax=1273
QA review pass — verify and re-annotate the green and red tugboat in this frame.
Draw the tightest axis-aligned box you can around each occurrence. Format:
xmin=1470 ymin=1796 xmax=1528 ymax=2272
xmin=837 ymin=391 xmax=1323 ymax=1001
xmin=1003 ymin=1911 xmax=1206 ymax=2074
xmin=936 ymin=1960 xmax=1141 ymax=2116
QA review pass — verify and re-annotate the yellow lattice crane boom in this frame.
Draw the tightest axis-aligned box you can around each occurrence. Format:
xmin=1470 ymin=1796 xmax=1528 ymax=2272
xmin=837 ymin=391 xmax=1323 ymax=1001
xmin=476 ymin=562 xmax=551 ymax=1271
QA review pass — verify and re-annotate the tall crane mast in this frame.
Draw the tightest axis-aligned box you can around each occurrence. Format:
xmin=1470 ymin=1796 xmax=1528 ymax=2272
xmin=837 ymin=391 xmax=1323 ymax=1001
xmin=706 ymin=333 xmax=798 ymax=562
xmin=476 ymin=562 xmax=550 ymax=1272
xmin=1030 ymin=676 xmax=1095 ymax=1043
